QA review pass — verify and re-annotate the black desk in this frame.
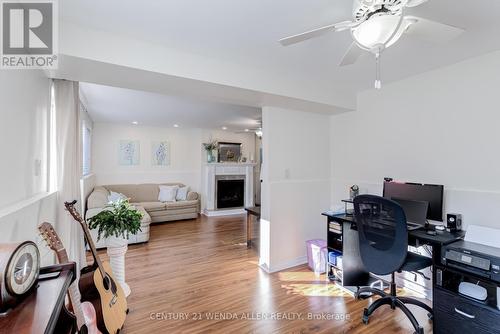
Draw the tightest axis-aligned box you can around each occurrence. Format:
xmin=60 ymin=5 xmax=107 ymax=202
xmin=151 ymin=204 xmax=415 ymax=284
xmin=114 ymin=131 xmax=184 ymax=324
xmin=322 ymin=212 xmax=465 ymax=289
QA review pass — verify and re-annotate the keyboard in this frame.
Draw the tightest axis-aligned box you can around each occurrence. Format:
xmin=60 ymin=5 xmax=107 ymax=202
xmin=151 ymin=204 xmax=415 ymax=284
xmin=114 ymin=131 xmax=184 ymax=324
xmin=407 ymin=222 xmax=423 ymax=231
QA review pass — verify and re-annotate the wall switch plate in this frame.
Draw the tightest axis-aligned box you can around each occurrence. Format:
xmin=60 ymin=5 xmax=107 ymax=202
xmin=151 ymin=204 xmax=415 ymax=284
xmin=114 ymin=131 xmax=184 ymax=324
xmin=284 ymin=168 xmax=291 ymax=179
xmin=34 ymin=159 xmax=42 ymax=176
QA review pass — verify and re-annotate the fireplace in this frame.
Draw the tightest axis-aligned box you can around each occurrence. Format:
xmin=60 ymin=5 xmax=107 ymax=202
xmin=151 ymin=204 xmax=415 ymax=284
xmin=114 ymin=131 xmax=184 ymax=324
xmin=216 ymin=175 xmax=245 ymax=209
xmin=201 ymin=163 xmax=255 ymax=216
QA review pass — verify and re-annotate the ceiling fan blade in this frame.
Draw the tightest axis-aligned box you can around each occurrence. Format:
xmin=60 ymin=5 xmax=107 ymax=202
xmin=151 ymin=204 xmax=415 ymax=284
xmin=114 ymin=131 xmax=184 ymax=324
xmin=405 ymin=0 xmax=429 ymax=8
xmin=404 ymin=16 xmax=464 ymax=44
xmin=279 ymin=21 xmax=353 ymax=46
xmin=339 ymin=43 xmax=364 ymax=66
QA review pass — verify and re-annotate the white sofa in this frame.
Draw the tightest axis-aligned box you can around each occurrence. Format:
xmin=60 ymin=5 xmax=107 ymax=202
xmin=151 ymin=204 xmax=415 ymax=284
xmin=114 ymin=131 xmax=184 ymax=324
xmin=85 ymin=183 xmax=200 ymax=248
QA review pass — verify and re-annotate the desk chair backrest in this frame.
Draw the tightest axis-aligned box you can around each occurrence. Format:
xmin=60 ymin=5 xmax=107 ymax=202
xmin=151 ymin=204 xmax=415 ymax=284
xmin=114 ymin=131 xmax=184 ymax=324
xmin=353 ymin=195 xmax=408 ymax=275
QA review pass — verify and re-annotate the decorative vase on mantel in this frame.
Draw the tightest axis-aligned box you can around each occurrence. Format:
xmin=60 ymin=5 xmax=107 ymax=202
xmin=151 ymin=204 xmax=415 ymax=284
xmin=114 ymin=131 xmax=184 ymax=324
xmin=207 ymin=150 xmax=216 ymax=163
xmin=203 ymin=140 xmax=219 ymax=163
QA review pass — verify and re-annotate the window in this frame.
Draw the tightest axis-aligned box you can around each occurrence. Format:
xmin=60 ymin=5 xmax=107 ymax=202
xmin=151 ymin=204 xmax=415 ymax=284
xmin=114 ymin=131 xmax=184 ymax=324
xmin=81 ymin=102 xmax=92 ymax=176
xmin=82 ymin=125 xmax=91 ymax=175
xmin=49 ymin=82 xmax=57 ymax=192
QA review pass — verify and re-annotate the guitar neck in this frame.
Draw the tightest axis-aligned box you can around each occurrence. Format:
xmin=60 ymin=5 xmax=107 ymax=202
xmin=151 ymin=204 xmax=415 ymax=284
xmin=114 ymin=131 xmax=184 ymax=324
xmin=79 ymin=219 xmax=107 ymax=275
xmin=67 ymin=204 xmax=107 ymax=276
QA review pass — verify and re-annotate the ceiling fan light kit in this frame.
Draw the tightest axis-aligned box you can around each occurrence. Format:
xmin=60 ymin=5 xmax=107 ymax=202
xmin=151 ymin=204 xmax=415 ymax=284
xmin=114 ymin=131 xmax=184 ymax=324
xmin=279 ymin=0 xmax=464 ymax=89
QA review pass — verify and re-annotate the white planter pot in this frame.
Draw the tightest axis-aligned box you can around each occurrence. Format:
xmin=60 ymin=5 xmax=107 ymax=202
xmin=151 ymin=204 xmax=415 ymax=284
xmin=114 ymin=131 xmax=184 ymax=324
xmin=106 ymin=236 xmax=131 ymax=297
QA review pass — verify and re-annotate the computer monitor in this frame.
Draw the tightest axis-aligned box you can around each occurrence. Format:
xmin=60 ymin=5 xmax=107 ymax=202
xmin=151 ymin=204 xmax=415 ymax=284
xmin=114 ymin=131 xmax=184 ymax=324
xmin=391 ymin=197 xmax=429 ymax=226
xmin=383 ymin=181 xmax=444 ymax=222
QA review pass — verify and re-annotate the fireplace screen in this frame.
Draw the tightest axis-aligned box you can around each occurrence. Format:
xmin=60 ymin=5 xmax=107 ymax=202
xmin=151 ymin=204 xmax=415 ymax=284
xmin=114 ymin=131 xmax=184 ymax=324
xmin=216 ymin=177 xmax=245 ymax=209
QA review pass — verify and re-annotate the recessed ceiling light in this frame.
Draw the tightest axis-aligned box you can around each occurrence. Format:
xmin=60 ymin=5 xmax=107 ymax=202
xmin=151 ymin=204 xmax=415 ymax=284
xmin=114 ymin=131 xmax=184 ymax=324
xmin=173 ymin=124 xmax=179 ymax=128
xmin=132 ymin=121 xmax=139 ymax=125
xmin=244 ymin=129 xmax=249 ymax=132
xmin=222 ymin=126 xmax=227 ymax=130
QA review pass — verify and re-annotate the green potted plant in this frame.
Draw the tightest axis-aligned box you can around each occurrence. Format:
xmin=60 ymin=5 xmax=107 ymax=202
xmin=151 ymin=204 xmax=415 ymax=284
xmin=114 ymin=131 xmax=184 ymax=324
xmin=87 ymin=199 xmax=142 ymax=296
xmin=203 ymin=139 xmax=219 ymax=163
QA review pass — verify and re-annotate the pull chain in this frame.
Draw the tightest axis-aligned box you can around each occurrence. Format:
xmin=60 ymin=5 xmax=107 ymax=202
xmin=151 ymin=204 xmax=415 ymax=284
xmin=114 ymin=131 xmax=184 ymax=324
xmin=375 ymin=51 xmax=381 ymax=89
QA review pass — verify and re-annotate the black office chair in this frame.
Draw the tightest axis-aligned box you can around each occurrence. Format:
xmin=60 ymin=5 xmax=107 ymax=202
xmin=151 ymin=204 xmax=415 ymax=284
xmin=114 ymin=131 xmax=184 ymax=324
xmin=353 ymin=194 xmax=433 ymax=334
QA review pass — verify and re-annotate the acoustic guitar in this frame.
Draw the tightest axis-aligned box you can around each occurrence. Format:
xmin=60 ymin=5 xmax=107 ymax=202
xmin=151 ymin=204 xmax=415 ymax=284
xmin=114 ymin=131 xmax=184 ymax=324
xmin=38 ymin=222 xmax=101 ymax=334
xmin=64 ymin=200 xmax=128 ymax=334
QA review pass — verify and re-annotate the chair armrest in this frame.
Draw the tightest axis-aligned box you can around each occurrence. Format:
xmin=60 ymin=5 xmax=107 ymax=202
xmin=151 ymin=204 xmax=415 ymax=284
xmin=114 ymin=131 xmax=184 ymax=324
xmin=187 ymin=191 xmax=199 ymax=201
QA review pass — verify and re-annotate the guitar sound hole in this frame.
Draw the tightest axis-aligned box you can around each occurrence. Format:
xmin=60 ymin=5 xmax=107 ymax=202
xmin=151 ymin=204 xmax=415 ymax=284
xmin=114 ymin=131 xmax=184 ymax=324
xmin=103 ymin=275 xmax=110 ymax=290
xmin=80 ymin=324 xmax=88 ymax=334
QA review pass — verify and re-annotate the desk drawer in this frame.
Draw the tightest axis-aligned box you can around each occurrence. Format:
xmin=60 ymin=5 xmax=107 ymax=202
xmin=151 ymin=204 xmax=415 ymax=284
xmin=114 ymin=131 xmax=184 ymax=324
xmin=434 ymin=287 xmax=500 ymax=334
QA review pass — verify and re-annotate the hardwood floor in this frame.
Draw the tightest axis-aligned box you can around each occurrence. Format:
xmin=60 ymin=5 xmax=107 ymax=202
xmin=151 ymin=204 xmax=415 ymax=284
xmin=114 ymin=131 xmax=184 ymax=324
xmin=90 ymin=215 xmax=433 ymax=334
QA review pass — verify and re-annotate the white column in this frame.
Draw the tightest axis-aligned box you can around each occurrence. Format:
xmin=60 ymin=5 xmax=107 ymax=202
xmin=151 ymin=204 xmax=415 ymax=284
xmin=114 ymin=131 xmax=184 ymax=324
xmin=107 ymin=237 xmax=131 ymax=297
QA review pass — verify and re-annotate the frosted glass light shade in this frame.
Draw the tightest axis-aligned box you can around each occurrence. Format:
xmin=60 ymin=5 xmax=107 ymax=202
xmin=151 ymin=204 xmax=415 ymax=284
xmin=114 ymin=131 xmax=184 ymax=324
xmin=352 ymin=13 xmax=408 ymax=50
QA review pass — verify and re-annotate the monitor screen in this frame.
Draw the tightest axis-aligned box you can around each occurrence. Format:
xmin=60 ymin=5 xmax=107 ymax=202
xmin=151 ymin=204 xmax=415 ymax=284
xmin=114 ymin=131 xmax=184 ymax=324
xmin=383 ymin=181 xmax=444 ymax=222
xmin=391 ymin=197 xmax=429 ymax=225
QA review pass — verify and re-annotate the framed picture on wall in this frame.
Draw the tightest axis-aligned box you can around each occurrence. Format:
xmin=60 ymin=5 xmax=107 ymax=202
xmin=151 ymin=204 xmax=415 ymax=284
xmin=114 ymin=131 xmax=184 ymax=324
xmin=151 ymin=141 xmax=170 ymax=166
xmin=119 ymin=140 xmax=140 ymax=165
xmin=218 ymin=142 xmax=241 ymax=162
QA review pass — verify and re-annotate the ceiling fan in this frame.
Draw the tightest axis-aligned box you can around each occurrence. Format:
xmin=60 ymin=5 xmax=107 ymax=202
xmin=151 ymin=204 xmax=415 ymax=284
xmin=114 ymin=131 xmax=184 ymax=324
xmin=279 ymin=0 xmax=464 ymax=89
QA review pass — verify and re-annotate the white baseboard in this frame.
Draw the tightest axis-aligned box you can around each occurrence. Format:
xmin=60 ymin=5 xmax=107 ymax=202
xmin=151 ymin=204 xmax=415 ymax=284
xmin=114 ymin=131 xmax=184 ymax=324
xmin=202 ymin=208 xmax=246 ymax=217
xmin=259 ymin=255 xmax=308 ymax=274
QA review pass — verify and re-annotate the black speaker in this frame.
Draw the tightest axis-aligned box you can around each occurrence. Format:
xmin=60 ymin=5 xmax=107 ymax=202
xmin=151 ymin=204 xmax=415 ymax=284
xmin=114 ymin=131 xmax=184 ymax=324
xmin=447 ymin=213 xmax=462 ymax=232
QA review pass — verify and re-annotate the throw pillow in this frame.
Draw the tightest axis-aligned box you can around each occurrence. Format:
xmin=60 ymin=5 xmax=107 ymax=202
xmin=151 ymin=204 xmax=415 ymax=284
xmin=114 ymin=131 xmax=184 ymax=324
xmin=176 ymin=186 xmax=189 ymax=201
xmin=158 ymin=185 xmax=178 ymax=202
xmin=108 ymin=191 xmax=127 ymax=203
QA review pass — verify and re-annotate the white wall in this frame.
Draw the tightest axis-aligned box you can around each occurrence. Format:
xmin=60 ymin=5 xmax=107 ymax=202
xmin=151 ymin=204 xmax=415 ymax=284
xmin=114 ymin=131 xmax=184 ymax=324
xmin=92 ymin=123 xmax=256 ymax=194
xmin=261 ymin=106 xmax=331 ymax=272
xmin=0 ymin=70 xmax=50 ymax=208
xmin=330 ymin=50 xmax=500 ymax=229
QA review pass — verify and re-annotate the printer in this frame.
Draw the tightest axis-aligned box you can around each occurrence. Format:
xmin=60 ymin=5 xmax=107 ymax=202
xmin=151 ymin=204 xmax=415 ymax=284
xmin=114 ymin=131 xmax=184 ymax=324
xmin=442 ymin=239 xmax=500 ymax=283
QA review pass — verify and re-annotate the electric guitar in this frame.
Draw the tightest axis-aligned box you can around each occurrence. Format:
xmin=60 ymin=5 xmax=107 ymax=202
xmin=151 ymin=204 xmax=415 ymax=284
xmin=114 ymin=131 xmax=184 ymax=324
xmin=64 ymin=200 xmax=128 ymax=334
xmin=38 ymin=222 xmax=101 ymax=334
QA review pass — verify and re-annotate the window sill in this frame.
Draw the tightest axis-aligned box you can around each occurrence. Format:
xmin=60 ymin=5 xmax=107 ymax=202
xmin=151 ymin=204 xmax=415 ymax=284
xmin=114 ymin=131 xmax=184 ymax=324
xmin=0 ymin=191 xmax=57 ymax=219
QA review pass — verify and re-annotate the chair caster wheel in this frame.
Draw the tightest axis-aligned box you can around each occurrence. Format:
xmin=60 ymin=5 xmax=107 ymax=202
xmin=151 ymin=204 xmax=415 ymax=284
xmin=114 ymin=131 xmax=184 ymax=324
xmin=427 ymin=312 xmax=433 ymax=320
xmin=356 ymin=292 xmax=371 ymax=300
xmin=362 ymin=309 xmax=370 ymax=325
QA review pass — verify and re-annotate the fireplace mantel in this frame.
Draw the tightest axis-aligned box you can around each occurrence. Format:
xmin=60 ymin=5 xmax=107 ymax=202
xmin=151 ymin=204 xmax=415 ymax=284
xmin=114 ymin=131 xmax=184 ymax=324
xmin=201 ymin=163 xmax=256 ymax=216
xmin=203 ymin=162 xmax=257 ymax=167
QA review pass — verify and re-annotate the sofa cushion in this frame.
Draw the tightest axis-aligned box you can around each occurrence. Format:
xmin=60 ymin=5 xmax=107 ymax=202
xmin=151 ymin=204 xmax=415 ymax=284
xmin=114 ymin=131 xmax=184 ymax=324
xmin=108 ymin=191 xmax=127 ymax=203
xmin=136 ymin=202 xmax=167 ymax=212
xmin=106 ymin=183 xmax=185 ymax=202
xmin=158 ymin=185 xmax=179 ymax=202
xmin=166 ymin=200 xmax=199 ymax=210
xmin=176 ymin=186 xmax=189 ymax=201
xmin=186 ymin=191 xmax=199 ymax=201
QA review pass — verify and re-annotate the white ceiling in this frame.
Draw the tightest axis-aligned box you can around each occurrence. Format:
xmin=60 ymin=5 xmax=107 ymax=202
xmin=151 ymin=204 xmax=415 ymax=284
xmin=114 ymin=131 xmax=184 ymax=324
xmin=80 ymin=82 xmax=262 ymax=131
xmin=62 ymin=0 xmax=500 ymax=95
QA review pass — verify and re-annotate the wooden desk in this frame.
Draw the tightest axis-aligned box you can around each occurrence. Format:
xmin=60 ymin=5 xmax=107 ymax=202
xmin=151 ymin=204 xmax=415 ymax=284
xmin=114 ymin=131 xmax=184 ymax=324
xmin=245 ymin=206 xmax=260 ymax=248
xmin=0 ymin=264 xmax=76 ymax=334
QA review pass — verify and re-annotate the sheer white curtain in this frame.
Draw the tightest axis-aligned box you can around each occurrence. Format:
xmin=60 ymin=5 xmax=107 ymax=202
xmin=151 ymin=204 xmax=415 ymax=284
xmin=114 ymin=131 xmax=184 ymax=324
xmin=53 ymin=79 xmax=86 ymax=269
